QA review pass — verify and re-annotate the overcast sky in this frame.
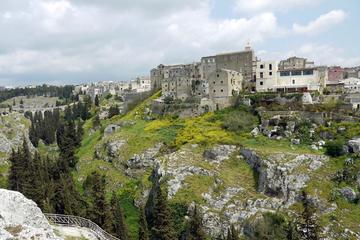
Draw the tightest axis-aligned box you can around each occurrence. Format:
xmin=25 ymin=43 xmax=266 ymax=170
xmin=0 ymin=0 xmax=359 ymax=87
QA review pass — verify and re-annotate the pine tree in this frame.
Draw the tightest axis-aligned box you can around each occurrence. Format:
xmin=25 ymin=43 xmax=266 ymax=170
xmin=95 ymin=95 xmax=100 ymax=107
xmin=297 ymin=191 xmax=320 ymax=240
xmin=110 ymin=192 xmax=129 ymax=239
xmin=138 ymin=206 xmax=149 ymax=240
xmin=150 ymin=183 xmax=174 ymax=240
xmin=85 ymin=172 xmax=109 ymax=229
xmin=183 ymin=205 xmax=207 ymax=240
xmin=54 ymin=173 xmax=83 ymax=216
xmin=8 ymin=149 xmax=20 ymax=191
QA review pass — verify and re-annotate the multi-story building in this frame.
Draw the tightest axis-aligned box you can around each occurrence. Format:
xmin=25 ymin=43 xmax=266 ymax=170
xmin=278 ymin=57 xmax=314 ymax=70
xmin=255 ymin=57 xmax=327 ymax=93
xmin=255 ymin=61 xmax=278 ymax=92
xmin=328 ymin=66 xmax=345 ymax=83
xmin=208 ymin=69 xmax=243 ymax=108
xmin=131 ymin=76 xmax=151 ymax=93
xmin=200 ymin=56 xmax=216 ymax=80
xmin=161 ymin=63 xmax=206 ymax=101
xmin=202 ymin=45 xmax=257 ymax=91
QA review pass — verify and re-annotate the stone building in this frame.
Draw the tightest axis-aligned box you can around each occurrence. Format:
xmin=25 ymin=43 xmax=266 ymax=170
xmin=202 ymin=45 xmax=257 ymax=91
xmin=131 ymin=76 xmax=151 ymax=93
xmin=208 ymin=69 xmax=243 ymax=108
xmin=255 ymin=60 xmax=278 ymax=92
xmin=161 ymin=63 xmax=206 ymax=101
xmin=278 ymin=57 xmax=314 ymax=70
xmin=200 ymin=56 xmax=216 ymax=80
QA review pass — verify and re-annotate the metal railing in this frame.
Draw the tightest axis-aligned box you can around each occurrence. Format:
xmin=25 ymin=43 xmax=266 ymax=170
xmin=44 ymin=213 xmax=120 ymax=240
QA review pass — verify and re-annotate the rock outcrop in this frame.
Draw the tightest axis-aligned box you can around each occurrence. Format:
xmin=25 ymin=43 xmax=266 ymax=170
xmin=0 ymin=189 xmax=61 ymax=239
xmin=241 ymin=148 xmax=328 ymax=205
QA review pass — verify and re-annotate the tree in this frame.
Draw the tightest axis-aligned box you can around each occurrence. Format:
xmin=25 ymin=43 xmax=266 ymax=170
xmin=84 ymin=172 xmax=111 ymax=229
xmin=95 ymin=95 xmax=100 ymax=107
xmin=149 ymin=183 xmax=174 ymax=240
xmin=183 ymin=206 xmax=207 ymax=240
xmin=324 ymin=140 xmax=345 ymax=157
xmin=110 ymin=192 xmax=129 ymax=239
xmin=244 ymin=212 xmax=288 ymax=240
xmin=8 ymin=149 xmax=21 ymax=191
xmin=297 ymin=191 xmax=320 ymax=240
xmin=108 ymin=105 xmax=120 ymax=118
xmin=138 ymin=206 xmax=150 ymax=240
xmin=92 ymin=114 xmax=101 ymax=129
xmin=20 ymin=98 xmax=24 ymax=105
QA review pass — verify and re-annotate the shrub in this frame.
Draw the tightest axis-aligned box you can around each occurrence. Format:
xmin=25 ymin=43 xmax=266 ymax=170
xmin=221 ymin=110 xmax=258 ymax=133
xmin=244 ymin=212 xmax=289 ymax=240
xmin=325 ymin=140 xmax=345 ymax=157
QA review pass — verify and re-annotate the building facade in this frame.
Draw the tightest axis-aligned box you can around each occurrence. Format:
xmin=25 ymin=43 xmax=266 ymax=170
xmin=255 ymin=61 xmax=278 ymax=92
xmin=208 ymin=69 xmax=243 ymax=108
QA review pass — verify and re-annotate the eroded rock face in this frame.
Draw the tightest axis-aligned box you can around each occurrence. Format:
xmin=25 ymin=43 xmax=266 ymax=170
xmin=126 ymin=143 xmax=163 ymax=170
xmin=339 ymin=187 xmax=357 ymax=202
xmin=241 ymin=149 xmax=328 ymax=205
xmin=0 ymin=189 xmax=61 ymax=240
xmin=106 ymin=139 xmax=127 ymax=158
xmin=348 ymin=138 xmax=360 ymax=153
xmin=203 ymin=145 xmax=238 ymax=165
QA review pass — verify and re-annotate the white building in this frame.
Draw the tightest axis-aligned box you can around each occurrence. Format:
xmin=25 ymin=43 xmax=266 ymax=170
xmin=131 ymin=76 xmax=151 ymax=93
xmin=255 ymin=57 xmax=327 ymax=93
xmin=340 ymin=78 xmax=360 ymax=93
xmin=256 ymin=61 xmax=278 ymax=92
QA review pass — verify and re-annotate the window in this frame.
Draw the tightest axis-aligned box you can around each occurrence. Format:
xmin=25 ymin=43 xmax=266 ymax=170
xmin=280 ymin=71 xmax=290 ymax=77
xmin=220 ymin=81 xmax=224 ymax=84
xmin=303 ymin=69 xmax=314 ymax=75
xmin=260 ymin=64 xmax=264 ymax=69
xmin=291 ymin=70 xmax=302 ymax=76
xmin=213 ymin=90 xmax=216 ymax=93
xmin=217 ymin=74 xmax=220 ymax=78
xmin=269 ymin=64 xmax=272 ymax=70
xmin=260 ymin=81 xmax=264 ymax=86
xmin=269 ymin=72 xmax=272 ymax=76
xmin=260 ymin=72 xmax=264 ymax=78
xmin=221 ymin=89 xmax=224 ymax=92
xmin=292 ymin=79 xmax=296 ymax=84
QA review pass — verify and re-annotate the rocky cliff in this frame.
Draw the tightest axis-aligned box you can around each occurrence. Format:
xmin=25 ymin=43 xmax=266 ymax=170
xmin=0 ymin=189 xmax=61 ymax=239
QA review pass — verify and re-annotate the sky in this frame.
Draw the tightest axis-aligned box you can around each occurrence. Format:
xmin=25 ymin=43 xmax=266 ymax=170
xmin=0 ymin=0 xmax=359 ymax=87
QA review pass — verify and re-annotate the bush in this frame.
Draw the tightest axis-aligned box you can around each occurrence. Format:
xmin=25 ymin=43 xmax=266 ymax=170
xmin=325 ymin=140 xmax=345 ymax=157
xmin=221 ymin=110 xmax=258 ymax=133
xmin=244 ymin=212 xmax=289 ymax=240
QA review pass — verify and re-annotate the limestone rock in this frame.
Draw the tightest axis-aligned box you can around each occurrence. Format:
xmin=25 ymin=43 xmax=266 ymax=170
xmin=348 ymin=138 xmax=360 ymax=153
xmin=104 ymin=124 xmax=120 ymax=136
xmin=241 ymin=149 xmax=328 ymax=205
xmin=0 ymin=189 xmax=61 ymax=240
xmin=339 ymin=187 xmax=357 ymax=202
xmin=106 ymin=139 xmax=126 ymax=158
xmin=203 ymin=145 xmax=237 ymax=164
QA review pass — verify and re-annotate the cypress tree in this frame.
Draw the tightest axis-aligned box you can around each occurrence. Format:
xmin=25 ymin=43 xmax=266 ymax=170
xmin=138 ymin=206 xmax=149 ymax=240
xmin=95 ymin=95 xmax=100 ymax=107
xmin=8 ymin=149 xmax=20 ymax=191
xmin=150 ymin=184 xmax=174 ymax=240
xmin=85 ymin=171 xmax=109 ymax=229
xmin=110 ymin=192 xmax=129 ymax=239
xmin=183 ymin=205 xmax=207 ymax=240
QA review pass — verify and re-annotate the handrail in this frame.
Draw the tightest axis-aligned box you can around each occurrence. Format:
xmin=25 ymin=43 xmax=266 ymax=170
xmin=44 ymin=213 xmax=120 ymax=240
